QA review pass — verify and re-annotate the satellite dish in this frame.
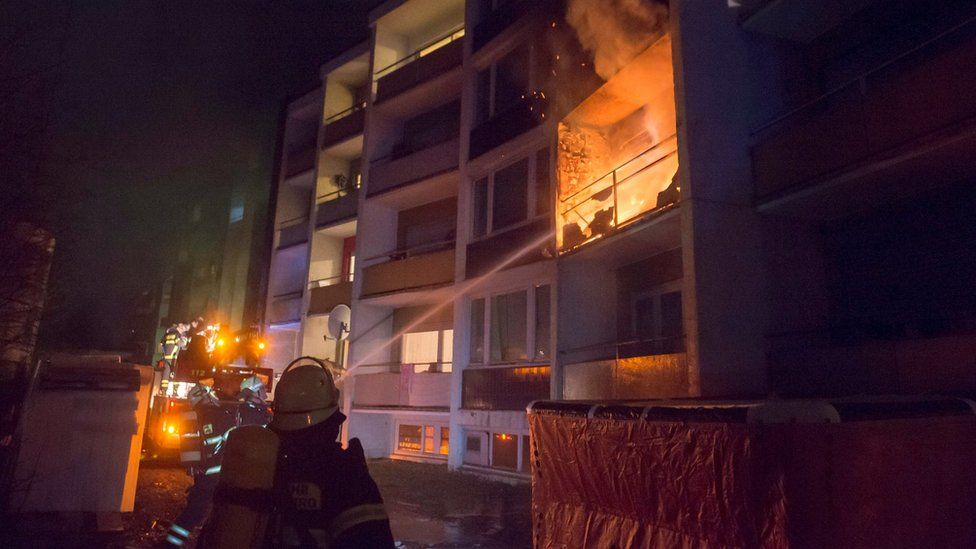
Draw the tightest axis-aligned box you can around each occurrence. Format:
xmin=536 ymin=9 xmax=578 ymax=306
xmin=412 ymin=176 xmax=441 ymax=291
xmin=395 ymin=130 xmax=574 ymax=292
xmin=327 ymin=304 xmax=351 ymax=340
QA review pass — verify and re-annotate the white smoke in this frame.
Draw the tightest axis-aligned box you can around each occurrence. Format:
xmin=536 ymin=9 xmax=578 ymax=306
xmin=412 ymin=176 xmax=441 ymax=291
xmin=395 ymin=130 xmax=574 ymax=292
xmin=566 ymin=0 xmax=669 ymax=81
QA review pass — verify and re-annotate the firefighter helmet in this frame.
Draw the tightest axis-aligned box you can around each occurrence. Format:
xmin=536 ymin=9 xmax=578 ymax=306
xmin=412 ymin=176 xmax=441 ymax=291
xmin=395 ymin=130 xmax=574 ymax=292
xmin=271 ymin=359 xmax=340 ymax=431
xmin=188 ymin=383 xmax=217 ymax=407
xmin=239 ymin=375 xmax=267 ymax=404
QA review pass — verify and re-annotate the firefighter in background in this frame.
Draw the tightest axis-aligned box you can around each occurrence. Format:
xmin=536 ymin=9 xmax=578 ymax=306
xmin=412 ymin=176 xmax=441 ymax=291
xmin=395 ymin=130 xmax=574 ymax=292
xmin=237 ymin=375 xmax=271 ymax=427
xmin=159 ymin=324 xmax=182 ymax=386
xmin=165 ymin=383 xmax=237 ymax=548
xmin=203 ymin=360 xmax=395 ymax=548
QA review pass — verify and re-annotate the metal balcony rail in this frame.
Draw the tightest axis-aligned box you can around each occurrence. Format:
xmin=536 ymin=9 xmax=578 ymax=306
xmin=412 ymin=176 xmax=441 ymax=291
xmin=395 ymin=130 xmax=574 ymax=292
xmin=276 ymin=215 xmax=308 ymax=230
xmin=751 ymin=14 xmax=976 ymax=137
xmin=559 ymin=136 xmax=678 ymax=219
xmin=316 ymin=183 xmax=358 ymax=203
xmin=560 ymin=334 xmax=686 ymax=362
xmin=323 ymin=101 xmax=367 ymax=125
xmin=353 ymin=361 xmax=452 ymax=373
xmin=308 ymin=273 xmax=353 ymax=289
xmin=373 ymin=26 xmax=465 ymax=80
xmin=361 ymin=238 xmax=455 ymax=266
xmin=272 ymin=290 xmax=302 ymax=300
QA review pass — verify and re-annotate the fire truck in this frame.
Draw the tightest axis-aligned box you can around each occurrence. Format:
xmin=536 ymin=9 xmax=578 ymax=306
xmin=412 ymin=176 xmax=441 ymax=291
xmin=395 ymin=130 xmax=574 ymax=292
xmin=146 ymin=326 xmax=273 ymax=457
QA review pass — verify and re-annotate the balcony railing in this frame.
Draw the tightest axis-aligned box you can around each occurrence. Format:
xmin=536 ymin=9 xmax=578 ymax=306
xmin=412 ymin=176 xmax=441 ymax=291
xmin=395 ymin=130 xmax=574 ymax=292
xmin=752 ymin=18 xmax=976 ymax=201
xmin=560 ymin=336 xmax=688 ymax=400
xmin=353 ymin=368 xmax=451 ymax=408
xmin=374 ymin=26 xmax=464 ymax=80
xmin=374 ymin=29 xmax=464 ymax=103
xmin=268 ymin=291 xmax=302 ymax=325
xmin=321 ymin=103 xmax=366 ymax=149
xmin=465 ymin=216 xmax=549 ymax=279
xmin=276 ymin=216 xmax=309 ymax=249
xmin=461 ymin=365 xmax=551 ymax=411
xmin=360 ymin=241 xmax=455 ymax=297
xmin=315 ymin=186 xmax=359 ymax=227
xmin=307 ymin=275 xmax=353 ymax=315
xmin=558 ymin=137 xmax=679 ymax=252
xmin=367 ymin=136 xmax=459 ymax=196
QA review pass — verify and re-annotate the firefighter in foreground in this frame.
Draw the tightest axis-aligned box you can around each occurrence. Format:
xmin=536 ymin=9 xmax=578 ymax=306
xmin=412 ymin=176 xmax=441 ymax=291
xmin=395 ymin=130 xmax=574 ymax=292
xmin=165 ymin=383 xmax=237 ymax=547
xmin=203 ymin=359 xmax=395 ymax=548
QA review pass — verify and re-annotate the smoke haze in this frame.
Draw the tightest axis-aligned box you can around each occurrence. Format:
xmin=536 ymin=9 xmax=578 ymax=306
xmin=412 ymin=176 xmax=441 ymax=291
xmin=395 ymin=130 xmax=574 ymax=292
xmin=566 ymin=0 xmax=669 ymax=80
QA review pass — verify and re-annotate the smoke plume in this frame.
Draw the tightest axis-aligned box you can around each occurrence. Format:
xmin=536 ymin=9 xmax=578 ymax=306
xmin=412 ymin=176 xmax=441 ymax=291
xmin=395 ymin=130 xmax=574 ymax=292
xmin=566 ymin=0 xmax=669 ymax=80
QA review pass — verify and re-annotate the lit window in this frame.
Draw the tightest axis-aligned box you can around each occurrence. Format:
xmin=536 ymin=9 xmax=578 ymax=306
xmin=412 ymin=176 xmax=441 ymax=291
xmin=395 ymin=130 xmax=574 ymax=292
xmin=397 ymin=424 xmax=422 ymax=452
xmin=424 ymin=426 xmax=435 ymax=453
xmin=492 ymin=433 xmax=518 ymax=470
xmin=439 ymin=427 xmax=450 ymax=455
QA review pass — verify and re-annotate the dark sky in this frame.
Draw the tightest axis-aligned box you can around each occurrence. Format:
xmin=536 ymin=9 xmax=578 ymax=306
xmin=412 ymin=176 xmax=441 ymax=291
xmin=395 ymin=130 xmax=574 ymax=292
xmin=1 ymin=0 xmax=378 ymax=349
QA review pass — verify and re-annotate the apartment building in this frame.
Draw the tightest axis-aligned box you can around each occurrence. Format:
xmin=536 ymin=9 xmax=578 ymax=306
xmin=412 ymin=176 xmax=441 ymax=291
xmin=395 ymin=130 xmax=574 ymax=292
xmin=265 ymin=0 xmax=976 ymax=479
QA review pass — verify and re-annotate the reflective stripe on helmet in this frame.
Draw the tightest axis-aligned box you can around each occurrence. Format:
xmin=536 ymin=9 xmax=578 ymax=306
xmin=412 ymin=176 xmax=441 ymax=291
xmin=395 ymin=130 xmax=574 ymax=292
xmin=330 ymin=503 xmax=388 ymax=539
xmin=180 ymin=450 xmax=202 ymax=463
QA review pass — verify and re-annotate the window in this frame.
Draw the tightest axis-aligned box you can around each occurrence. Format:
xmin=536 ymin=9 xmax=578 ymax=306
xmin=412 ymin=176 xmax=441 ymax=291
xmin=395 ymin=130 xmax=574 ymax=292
xmin=397 ymin=424 xmax=422 ymax=452
xmin=490 ymin=290 xmax=527 ymax=363
xmin=397 ymin=423 xmax=449 ymax=457
xmin=470 ymin=298 xmax=485 ymax=363
xmin=520 ymin=435 xmax=531 ymax=473
xmin=471 ymin=148 xmax=550 ymax=239
xmin=439 ymin=427 xmax=450 ymax=455
xmin=476 ymin=45 xmax=531 ymax=123
xmin=402 ymin=329 xmax=453 ymax=372
xmin=492 ymin=159 xmax=528 ymax=232
xmin=635 ymin=289 xmax=683 ymax=340
xmin=492 ymin=433 xmax=519 ymax=470
xmin=534 ymin=284 xmax=550 ymax=360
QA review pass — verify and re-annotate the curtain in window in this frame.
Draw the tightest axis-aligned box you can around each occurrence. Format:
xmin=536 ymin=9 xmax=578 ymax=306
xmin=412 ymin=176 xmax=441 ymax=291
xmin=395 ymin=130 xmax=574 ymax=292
xmin=490 ymin=290 xmax=527 ymax=362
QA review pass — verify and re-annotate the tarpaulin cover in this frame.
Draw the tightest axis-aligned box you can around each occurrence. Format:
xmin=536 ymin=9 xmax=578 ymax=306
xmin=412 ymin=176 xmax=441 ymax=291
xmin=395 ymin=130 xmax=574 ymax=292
xmin=528 ymin=409 xmax=976 ymax=548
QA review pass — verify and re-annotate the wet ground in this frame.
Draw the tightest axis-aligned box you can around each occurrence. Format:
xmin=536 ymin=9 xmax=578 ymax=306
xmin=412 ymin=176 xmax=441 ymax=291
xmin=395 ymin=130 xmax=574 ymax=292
xmin=107 ymin=458 xmax=530 ymax=548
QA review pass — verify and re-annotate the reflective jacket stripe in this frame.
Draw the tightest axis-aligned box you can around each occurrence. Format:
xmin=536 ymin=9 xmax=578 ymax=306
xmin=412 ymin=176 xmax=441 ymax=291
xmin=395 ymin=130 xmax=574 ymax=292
xmin=331 ymin=503 xmax=389 ymax=539
xmin=204 ymin=434 xmax=223 ymax=446
xmin=181 ymin=432 xmax=200 ymax=438
xmin=169 ymin=524 xmax=191 ymax=538
xmin=204 ymin=464 xmax=222 ymax=475
xmin=180 ymin=451 xmax=201 ymax=463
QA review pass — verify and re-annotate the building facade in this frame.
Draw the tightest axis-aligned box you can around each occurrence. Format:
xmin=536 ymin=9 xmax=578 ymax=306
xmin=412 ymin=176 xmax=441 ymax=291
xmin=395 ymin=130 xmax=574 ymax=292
xmin=264 ymin=0 xmax=976 ymax=479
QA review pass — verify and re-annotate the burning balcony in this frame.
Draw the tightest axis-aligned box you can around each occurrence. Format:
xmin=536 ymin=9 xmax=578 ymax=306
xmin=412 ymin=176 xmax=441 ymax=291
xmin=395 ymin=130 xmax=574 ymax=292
xmin=556 ymin=34 xmax=679 ymax=252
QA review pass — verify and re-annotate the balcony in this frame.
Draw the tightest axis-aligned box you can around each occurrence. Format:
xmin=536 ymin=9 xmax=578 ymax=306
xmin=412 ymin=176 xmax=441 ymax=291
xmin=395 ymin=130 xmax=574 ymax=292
xmin=285 ymin=141 xmax=316 ymax=179
xmin=320 ymin=103 xmax=366 ymax=149
xmin=461 ymin=365 xmax=551 ymax=411
xmin=560 ymin=336 xmax=688 ymax=400
xmin=268 ymin=292 xmax=302 ymax=325
xmin=469 ymin=93 xmax=547 ymax=160
xmin=276 ymin=217 xmax=308 ymax=249
xmin=367 ymin=137 xmax=459 ymax=197
xmin=374 ymin=29 xmax=464 ymax=104
xmin=315 ymin=187 xmax=359 ymax=227
xmin=353 ymin=369 xmax=451 ymax=409
xmin=752 ymin=25 xmax=976 ymax=212
xmin=465 ymin=216 xmax=549 ymax=279
xmin=307 ymin=276 xmax=353 ymax=315
xmin=360 ymin=242 xmax=455 ymax=298
xmin=558 ymin=138 xmax=679 ymax=253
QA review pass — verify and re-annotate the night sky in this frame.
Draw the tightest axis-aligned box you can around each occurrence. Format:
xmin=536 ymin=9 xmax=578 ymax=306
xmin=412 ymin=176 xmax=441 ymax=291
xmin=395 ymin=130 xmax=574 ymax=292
xmin=1 ymin=1 xmax=378 ymax=349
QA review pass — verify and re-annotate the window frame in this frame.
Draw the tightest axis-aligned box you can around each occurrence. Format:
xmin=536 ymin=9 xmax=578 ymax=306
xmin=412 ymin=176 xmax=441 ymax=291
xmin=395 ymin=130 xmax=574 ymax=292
xmin=464 ymin=428 xmax=532 ymax=473
xmin=631 ymin=280 xmax=684 ymax=341
xmin=468 ymin=283 xmax=551 ymax=368
xmin=394 ymin=420 xmax=450 ymax=458
xmin=470 ymin=145 xmax=551 ymax=241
